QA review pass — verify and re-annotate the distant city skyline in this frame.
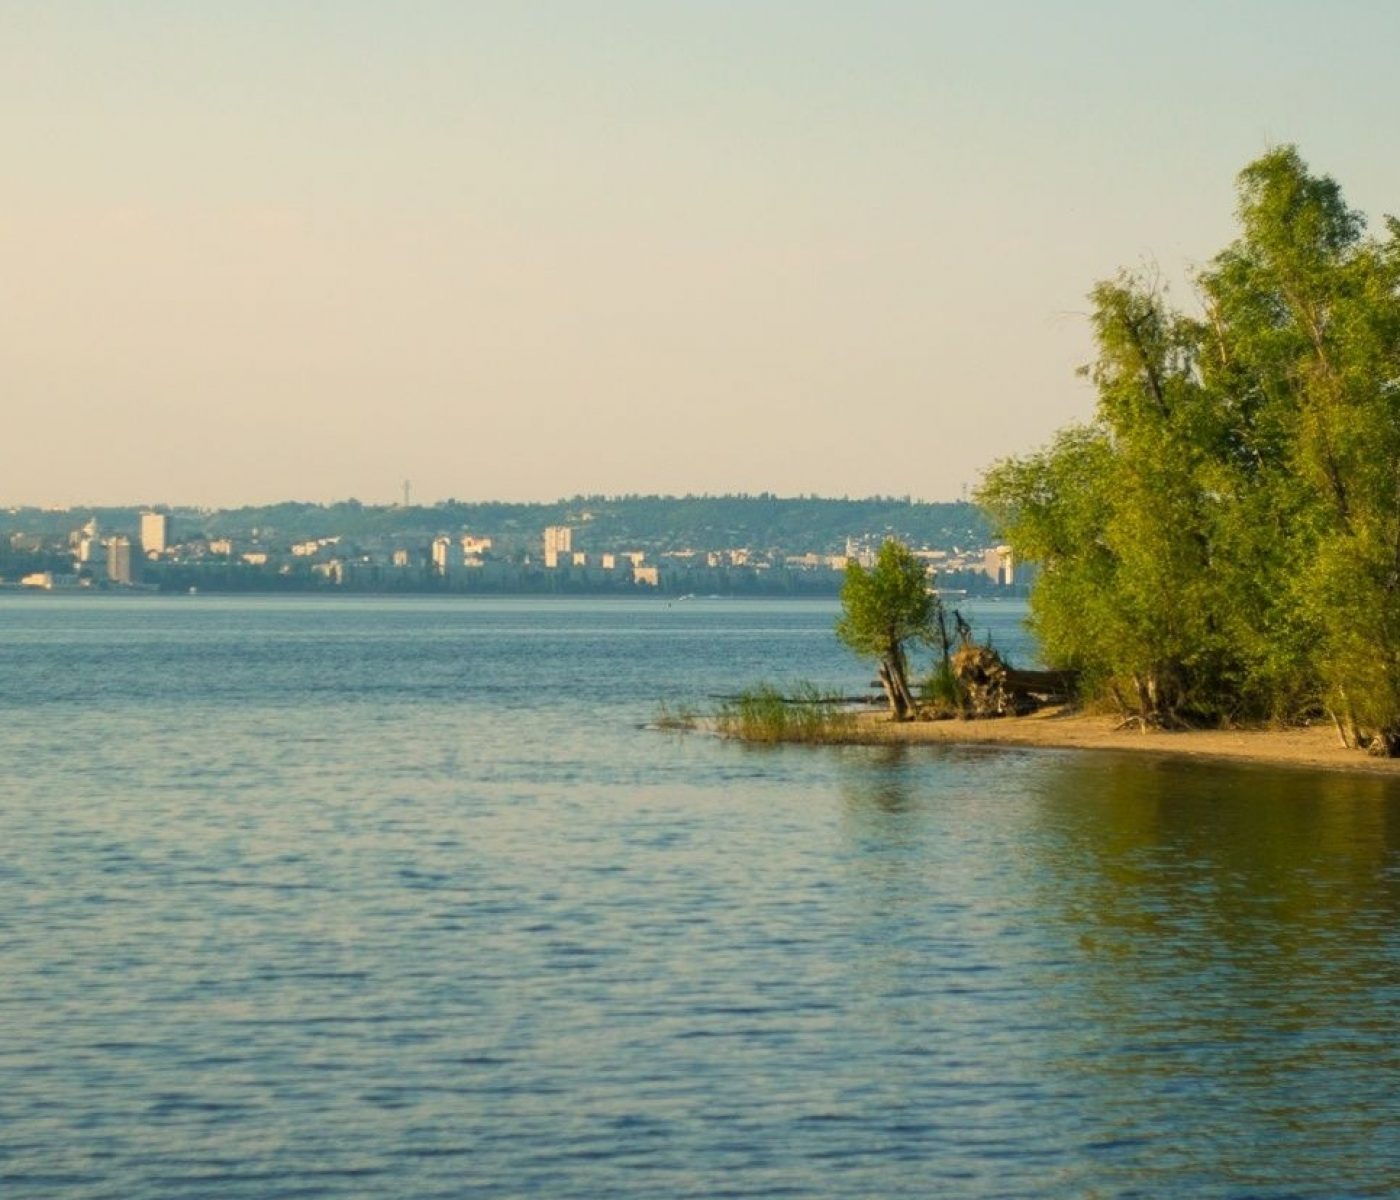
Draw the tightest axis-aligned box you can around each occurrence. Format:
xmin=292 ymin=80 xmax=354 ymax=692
xmin=5 ymin=2 xmax=1400 ymax=508
xmin=2 ymin=493 xmax=1015 ymax=596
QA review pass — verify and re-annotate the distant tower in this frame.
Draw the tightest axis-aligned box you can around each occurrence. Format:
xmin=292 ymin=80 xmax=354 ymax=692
xmin=402 ymin=480 xmax=411 ymax=508
xmin=140 ymin=511 xmax=171 ymax=557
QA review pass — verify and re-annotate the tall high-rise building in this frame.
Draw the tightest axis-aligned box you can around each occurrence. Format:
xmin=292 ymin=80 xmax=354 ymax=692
xmin=140 ymin=512 xmax=172 ymax=557
xmin=543 ymin=526 xmax=572 ymax=568
xmin=107 ymin=537 xmax=134 ymax=584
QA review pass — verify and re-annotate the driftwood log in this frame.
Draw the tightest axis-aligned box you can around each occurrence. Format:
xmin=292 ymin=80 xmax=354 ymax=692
xmin=1003 ymin=667 xmax=1077 ymax=703
xmin=951 ymin=645 xmax=1077 ymax=717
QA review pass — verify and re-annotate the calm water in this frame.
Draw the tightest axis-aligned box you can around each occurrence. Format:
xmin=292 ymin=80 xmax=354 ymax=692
xmin=2 ymin=595 xmax=1399 ymax=1198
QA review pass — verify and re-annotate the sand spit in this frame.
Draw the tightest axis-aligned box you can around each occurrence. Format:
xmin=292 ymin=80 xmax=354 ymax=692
xmin=837 ymin=706 xmax=1400 ymax=776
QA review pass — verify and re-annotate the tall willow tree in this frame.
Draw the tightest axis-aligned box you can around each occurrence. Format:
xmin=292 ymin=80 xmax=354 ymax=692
xmin=980 ymin=148 xmax=1400 ymax=753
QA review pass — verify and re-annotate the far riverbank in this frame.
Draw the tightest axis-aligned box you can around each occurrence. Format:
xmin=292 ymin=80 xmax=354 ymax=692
xmin=827 ymin=707 xmax=1400 ymax=776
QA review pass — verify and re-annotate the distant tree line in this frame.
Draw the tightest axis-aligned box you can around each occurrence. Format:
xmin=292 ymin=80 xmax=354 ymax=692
xmin=200 ymin=494 xmax=990 ymax=552
xmin=980 ymin=148 xmax=1400 ymax=754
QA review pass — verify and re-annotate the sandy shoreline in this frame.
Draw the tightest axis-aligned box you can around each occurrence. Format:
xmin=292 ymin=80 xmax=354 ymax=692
xmin=839 ymin=706 xmax=1400 ymax=776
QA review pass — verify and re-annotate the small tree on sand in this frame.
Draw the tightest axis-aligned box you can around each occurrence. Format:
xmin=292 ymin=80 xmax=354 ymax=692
xmin=836 ymin=539 xmax=936 ymax=720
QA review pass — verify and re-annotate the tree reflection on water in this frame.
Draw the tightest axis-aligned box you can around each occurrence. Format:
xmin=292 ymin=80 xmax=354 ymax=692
xmin=828 ymin=746 xmax=1400 ymax=1194
xmin=1028 ymin=755 xmax=1400 ymax=1191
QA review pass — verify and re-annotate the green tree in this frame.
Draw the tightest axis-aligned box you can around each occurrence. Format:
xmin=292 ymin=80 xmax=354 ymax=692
xmin=980 ymin=147 xmax=1400 ymax=753
xmin=836 ymin=538 xmax=936 ymax=720
xmin=1197 ymin=147 xmax=1400 ymax=751
xmin=981 ymin=277 xmax=1233 ymax=726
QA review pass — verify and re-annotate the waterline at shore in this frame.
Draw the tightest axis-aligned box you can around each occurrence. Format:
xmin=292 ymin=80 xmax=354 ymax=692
xmin=821 ymin=707 xmax=1400 ymax=775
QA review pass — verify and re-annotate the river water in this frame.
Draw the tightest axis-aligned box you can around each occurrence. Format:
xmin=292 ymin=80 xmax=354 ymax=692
xmin=2 ymin=595 xmax=1398 ymax=1198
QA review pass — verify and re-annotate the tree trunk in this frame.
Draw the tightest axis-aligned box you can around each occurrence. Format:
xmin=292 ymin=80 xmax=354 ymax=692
xmin=1337 ymin=687 xmax=1365 ymax=751
xmin=1132 ymin=672 xmax=1154 ymax=729
xmin=877 ymin=662 xmax=910 ymax=721
xmin=891 ymin=645 xmax=921 ymax=719
xmin=1330 ymin=707 xmax=1354 ymax=749
xmin=879 ymin=653 xmax=919 ymax=721
xmin=893 ymin=667 xmax=919 ymax=720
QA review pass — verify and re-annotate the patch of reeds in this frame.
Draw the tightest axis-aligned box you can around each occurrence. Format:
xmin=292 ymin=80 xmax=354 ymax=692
xmin=713 ymin=682 xmax=858 ymax=743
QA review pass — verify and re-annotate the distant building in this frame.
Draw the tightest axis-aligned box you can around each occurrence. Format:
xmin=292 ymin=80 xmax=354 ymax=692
xmin=22 ymin=571 xmax=83 ymax=589
xmin=431 ymin=535 xmax=453 ymax=574
xmin=140 ymin=512 xmax=172 ymax=557
xmin=633 ymin=565 xmax=660 ymax=587
xmin=543 ymin=526 xmax=572 ymax=568
xmin=981 ymin=545 xmax=1014 ymax=586
xmin=845 ymin=537 xmax=876 ymax=568
xmin=107 ymin=536 xmax=134 ymax=584
xmin=75 ymin=517 xmax=102 ymax=564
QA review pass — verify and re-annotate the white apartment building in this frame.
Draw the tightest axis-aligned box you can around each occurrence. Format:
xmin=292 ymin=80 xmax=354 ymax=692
xmin=140 ymin=512 xmax=171 ymax=557
xmin=543 ymin=525 xmax=572 ymax=568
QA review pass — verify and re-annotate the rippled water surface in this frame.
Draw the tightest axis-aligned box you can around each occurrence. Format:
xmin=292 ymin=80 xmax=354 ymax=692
xmin=3 ymin=595 xmax=1399 ymax=1198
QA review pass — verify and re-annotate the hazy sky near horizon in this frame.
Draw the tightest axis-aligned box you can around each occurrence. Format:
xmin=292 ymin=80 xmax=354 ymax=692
xmin=5 ymin=2 xmax=1399 ymax=507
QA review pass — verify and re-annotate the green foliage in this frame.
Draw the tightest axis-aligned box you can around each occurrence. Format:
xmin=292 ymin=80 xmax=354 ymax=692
xmin=836 ymin=539 xmax=938 ymax=719
xmin=980 ymin=147 xmax=1400 ymax=752
xmin=713 ymin=683 xmax=856 ymax=743
xmin=835 ymin=540 xmax=935 ymax=658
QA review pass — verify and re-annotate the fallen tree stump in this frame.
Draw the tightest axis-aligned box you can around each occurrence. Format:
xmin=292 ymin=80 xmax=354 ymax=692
xmin=952 ymin=646 xmax=1076 ymax=717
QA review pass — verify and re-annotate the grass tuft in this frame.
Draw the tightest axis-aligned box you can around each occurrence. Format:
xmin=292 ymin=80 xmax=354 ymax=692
xmin=713 ymin=682 xmax=857 ymax=743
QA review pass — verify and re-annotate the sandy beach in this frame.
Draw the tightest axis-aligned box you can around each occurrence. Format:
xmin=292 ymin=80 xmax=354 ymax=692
xmin=842 ymin=706 xmax=1400 ymax=776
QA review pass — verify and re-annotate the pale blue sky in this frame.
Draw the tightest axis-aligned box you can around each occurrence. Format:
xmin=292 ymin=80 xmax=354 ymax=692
xmin=4 ymin=1 xmax=1398 ymax=506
